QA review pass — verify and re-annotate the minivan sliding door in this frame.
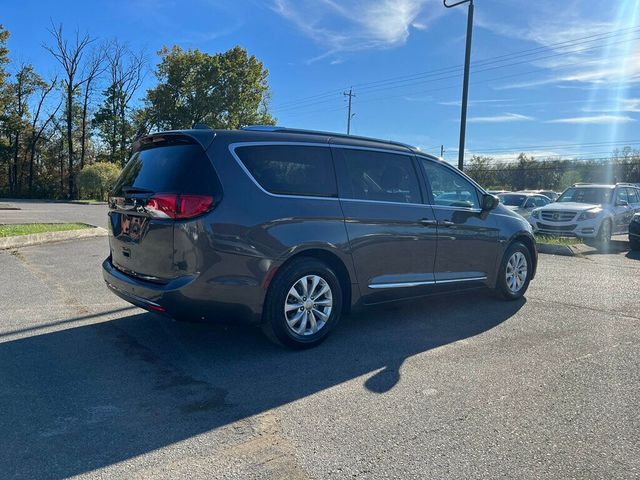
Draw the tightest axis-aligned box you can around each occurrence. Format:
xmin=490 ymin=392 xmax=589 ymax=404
xmin=332 ymin=146 xmax=438 ymax=303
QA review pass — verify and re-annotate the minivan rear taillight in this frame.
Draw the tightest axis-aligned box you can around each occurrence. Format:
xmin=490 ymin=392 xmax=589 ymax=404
xmin=146 ymin=194 xmax=214 ymax=219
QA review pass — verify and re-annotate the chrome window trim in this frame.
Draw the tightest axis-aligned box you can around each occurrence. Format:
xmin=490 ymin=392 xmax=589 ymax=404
xmin=368 ymin=276 xmax=487 ymax=289
xmin=430 ymin=205 xmax=482 ymax=214
xmin=340 ymin=198 xmax=429 ymax=208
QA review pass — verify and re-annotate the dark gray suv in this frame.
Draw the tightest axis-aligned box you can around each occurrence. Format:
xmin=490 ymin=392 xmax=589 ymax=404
xmin=103 ymin=126 xmax=537 ymax=348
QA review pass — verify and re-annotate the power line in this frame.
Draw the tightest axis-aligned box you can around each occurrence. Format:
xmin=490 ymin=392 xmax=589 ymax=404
xmin=271 ymin=25 xmax=640 ymax=112
xmin=273 ymin=35 xmax=640 ymax=115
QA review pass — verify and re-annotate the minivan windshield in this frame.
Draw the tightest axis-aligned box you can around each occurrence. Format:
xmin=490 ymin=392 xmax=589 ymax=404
xmin=557 ymin=187 xmax=612 ymax=205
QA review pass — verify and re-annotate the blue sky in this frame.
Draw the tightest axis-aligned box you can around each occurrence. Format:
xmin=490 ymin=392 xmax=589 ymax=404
xmin=3 ymin=0 xmax=640 ymax=164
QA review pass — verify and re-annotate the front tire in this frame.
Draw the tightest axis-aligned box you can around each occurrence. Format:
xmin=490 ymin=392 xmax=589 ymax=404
xmin=262 ymin=258 xmax=343 ymax=349
xmin=495 ymin=242 xmax=532 ymax=300
xmin=630 ymin=236 xmax=640 ymax=251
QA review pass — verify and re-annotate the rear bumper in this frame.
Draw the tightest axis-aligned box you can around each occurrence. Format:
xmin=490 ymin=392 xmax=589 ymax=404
xmin=102 ymin=257 xmax=262 ymax=323
xmin=102 ymin=257 xmax=198 ymax=316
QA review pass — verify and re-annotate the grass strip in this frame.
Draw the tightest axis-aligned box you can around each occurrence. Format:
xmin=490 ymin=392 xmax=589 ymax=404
xmin=0 ymin=223 xmax=91 ymax=238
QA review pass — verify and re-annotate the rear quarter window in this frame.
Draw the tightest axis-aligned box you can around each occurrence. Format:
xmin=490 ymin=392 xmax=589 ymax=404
xmin=234 ymin=145 xmax=337 ymax=197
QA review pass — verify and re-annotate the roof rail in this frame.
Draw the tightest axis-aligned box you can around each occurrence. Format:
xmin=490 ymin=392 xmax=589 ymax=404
xmin=241 ymin=125 xmax=418 ymax=151
xmin=241 ymin=125 xmax=286 ymax=132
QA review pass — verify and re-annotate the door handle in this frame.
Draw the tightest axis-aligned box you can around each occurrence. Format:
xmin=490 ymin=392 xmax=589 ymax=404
xmin=419 ymin=218 xmax=437 ymax=226
xmin=438 ymin=220 xmax=455 ymax=227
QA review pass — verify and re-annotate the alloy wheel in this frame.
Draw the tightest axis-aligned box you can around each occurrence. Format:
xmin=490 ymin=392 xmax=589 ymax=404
xmin=505 ymin=251 xmax=528 ymax=293
xmin=284 ymin=275 xmax=333 ymax=336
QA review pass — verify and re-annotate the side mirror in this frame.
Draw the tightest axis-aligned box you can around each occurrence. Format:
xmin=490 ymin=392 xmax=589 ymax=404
xmin=482 ymin=193 xmax=500 ymax=211
xmin=617 ymin=199 xmax=629 ymax=207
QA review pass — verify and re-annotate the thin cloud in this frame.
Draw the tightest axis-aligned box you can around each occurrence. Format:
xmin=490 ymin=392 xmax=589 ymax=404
xmin=467 ymin=113 xmax=534 ymax=124
xmin=546 ymin=115 xmax=636 ymax=124
xmin=475 ymin=1 xmax=640 ymax=90
xmin=271 ymin=0 xmax=443 ymax=63
xmin=581 ymin=98 xmax=640 ymax=113
xmin=439 ymin=99 xmax=512 ymax=107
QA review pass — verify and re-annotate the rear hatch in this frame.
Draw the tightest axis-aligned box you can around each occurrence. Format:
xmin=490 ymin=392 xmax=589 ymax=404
xmin=108 ymin=133 xmax=220 ymax=283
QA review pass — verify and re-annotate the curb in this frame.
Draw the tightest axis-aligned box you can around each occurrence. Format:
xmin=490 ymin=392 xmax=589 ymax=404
xmin=0 ymin=225 xmax=108 ymax=250
xmin=0 ymin=198 xmax=107 ymax=206
xmin=537 ymin=243 xmax=577 ymax=256
xmin=537 ymin=238 xmax=630 ymax=257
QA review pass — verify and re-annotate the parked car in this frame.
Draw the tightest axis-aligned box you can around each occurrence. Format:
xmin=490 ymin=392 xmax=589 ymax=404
xmin=103 ymin=126 xmax=537 ymax=348
xmin=487 ymin=189 xmax=510 ymax=196
xmin=630 ymin=213 xmax=640 ymax=250
xmin=497 ymin=192 xmax=551 ymax=220
xmin=530 ymin=183 xmax=640 ymax=243
xmin=521 ymin=189 xmax=559 ymax=202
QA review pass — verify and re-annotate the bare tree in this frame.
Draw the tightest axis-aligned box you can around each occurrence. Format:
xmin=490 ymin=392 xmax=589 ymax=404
xmin=99 ymin=40 xmax=146 ymax=163
xmin=79 ymin=47 xmax=106 ymax=169
xmin=44 ymin=23 xmax=95 ymax=198
xmin=27 ymin=76 xmax=61 ymax=193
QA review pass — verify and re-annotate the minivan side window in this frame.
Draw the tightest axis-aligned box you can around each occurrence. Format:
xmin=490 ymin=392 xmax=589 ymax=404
xmin=626 ymin=187 xmax=639 ymax=204
xmin=336 ymin=148 xmax=422 ymax=204
xmin=421 ymin=159 xmax=480 ymax=209
xmin=235 ymin=145 xmax=337 ymax=197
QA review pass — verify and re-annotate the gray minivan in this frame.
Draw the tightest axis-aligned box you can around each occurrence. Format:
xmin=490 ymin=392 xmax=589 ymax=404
xmin=103 ymin=126 xmax=537 ymax=348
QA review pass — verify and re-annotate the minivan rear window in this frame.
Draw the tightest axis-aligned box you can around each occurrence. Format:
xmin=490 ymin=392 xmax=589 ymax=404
xmin=235 ymin=145 xmax=337 ymax=197
xmin=112 ymin=139 xmax=219 ymax=196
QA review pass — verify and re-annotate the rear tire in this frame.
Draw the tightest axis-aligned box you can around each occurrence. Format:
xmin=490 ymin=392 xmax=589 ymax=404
xmin=495 ymin=242 xmax=532 ymax=300
xmin=630 ymin=236 xmax=640 ymax=251
xmin=262 ymin=258 xmax=343 ymax=349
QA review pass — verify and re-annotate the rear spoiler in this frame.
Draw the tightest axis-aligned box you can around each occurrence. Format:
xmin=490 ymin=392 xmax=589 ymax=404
xmin=131 ymin=130 xmax=216 ymax=154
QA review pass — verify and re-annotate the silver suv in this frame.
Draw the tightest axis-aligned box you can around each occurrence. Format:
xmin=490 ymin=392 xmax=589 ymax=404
xmin=530 ymin=183 xmax=640 ymax=243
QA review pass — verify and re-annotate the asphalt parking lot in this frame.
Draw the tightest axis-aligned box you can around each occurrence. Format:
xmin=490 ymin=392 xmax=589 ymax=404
xmin=1 ymin=204 xmax=639 ymax=479
xmin=0 ymin=199 xmax=107 ymax=227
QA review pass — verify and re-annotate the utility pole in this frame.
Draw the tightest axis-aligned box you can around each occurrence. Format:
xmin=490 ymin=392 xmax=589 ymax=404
xmin=344 ymin=87 xmax=355 ymax=135
xmin=444 ymin=0 xmax=474 ymax=171
xmin=440 ymin=145 xmax=444 ymax=158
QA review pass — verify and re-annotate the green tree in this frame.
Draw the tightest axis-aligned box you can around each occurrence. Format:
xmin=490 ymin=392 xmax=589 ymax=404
xmin=465 ymin=155 xmax=494 ymax=188
xmin=93 ymin=84 xmax=132 ymax=164
xmin=5 ymin=64 xmax=47 ymax=194
xmin=560 ymin=170 xmax=582 ymax=189
xmin=0 ymin=25 xmax=12 ymax=192
xmin=143 ymin=45 xmax=275 ymax=132
xmin=76 ymin=161 xmax=121 ymax=200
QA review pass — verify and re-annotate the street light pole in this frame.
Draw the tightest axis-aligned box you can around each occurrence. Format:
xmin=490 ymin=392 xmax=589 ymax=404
xmin=444 ymin=0 xmax=474 ymax=171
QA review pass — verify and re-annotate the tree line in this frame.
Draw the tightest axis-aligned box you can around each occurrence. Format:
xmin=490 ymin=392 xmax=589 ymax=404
xmin=465 ymin=148 xmax=640 ymax=191
xmin=0 ymin=23 xmax=275 ymax=200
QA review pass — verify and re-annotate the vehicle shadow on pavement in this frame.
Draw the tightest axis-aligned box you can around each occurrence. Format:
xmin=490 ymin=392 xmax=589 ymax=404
xmin=0 ymin=290 xmax=524 ymax=479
